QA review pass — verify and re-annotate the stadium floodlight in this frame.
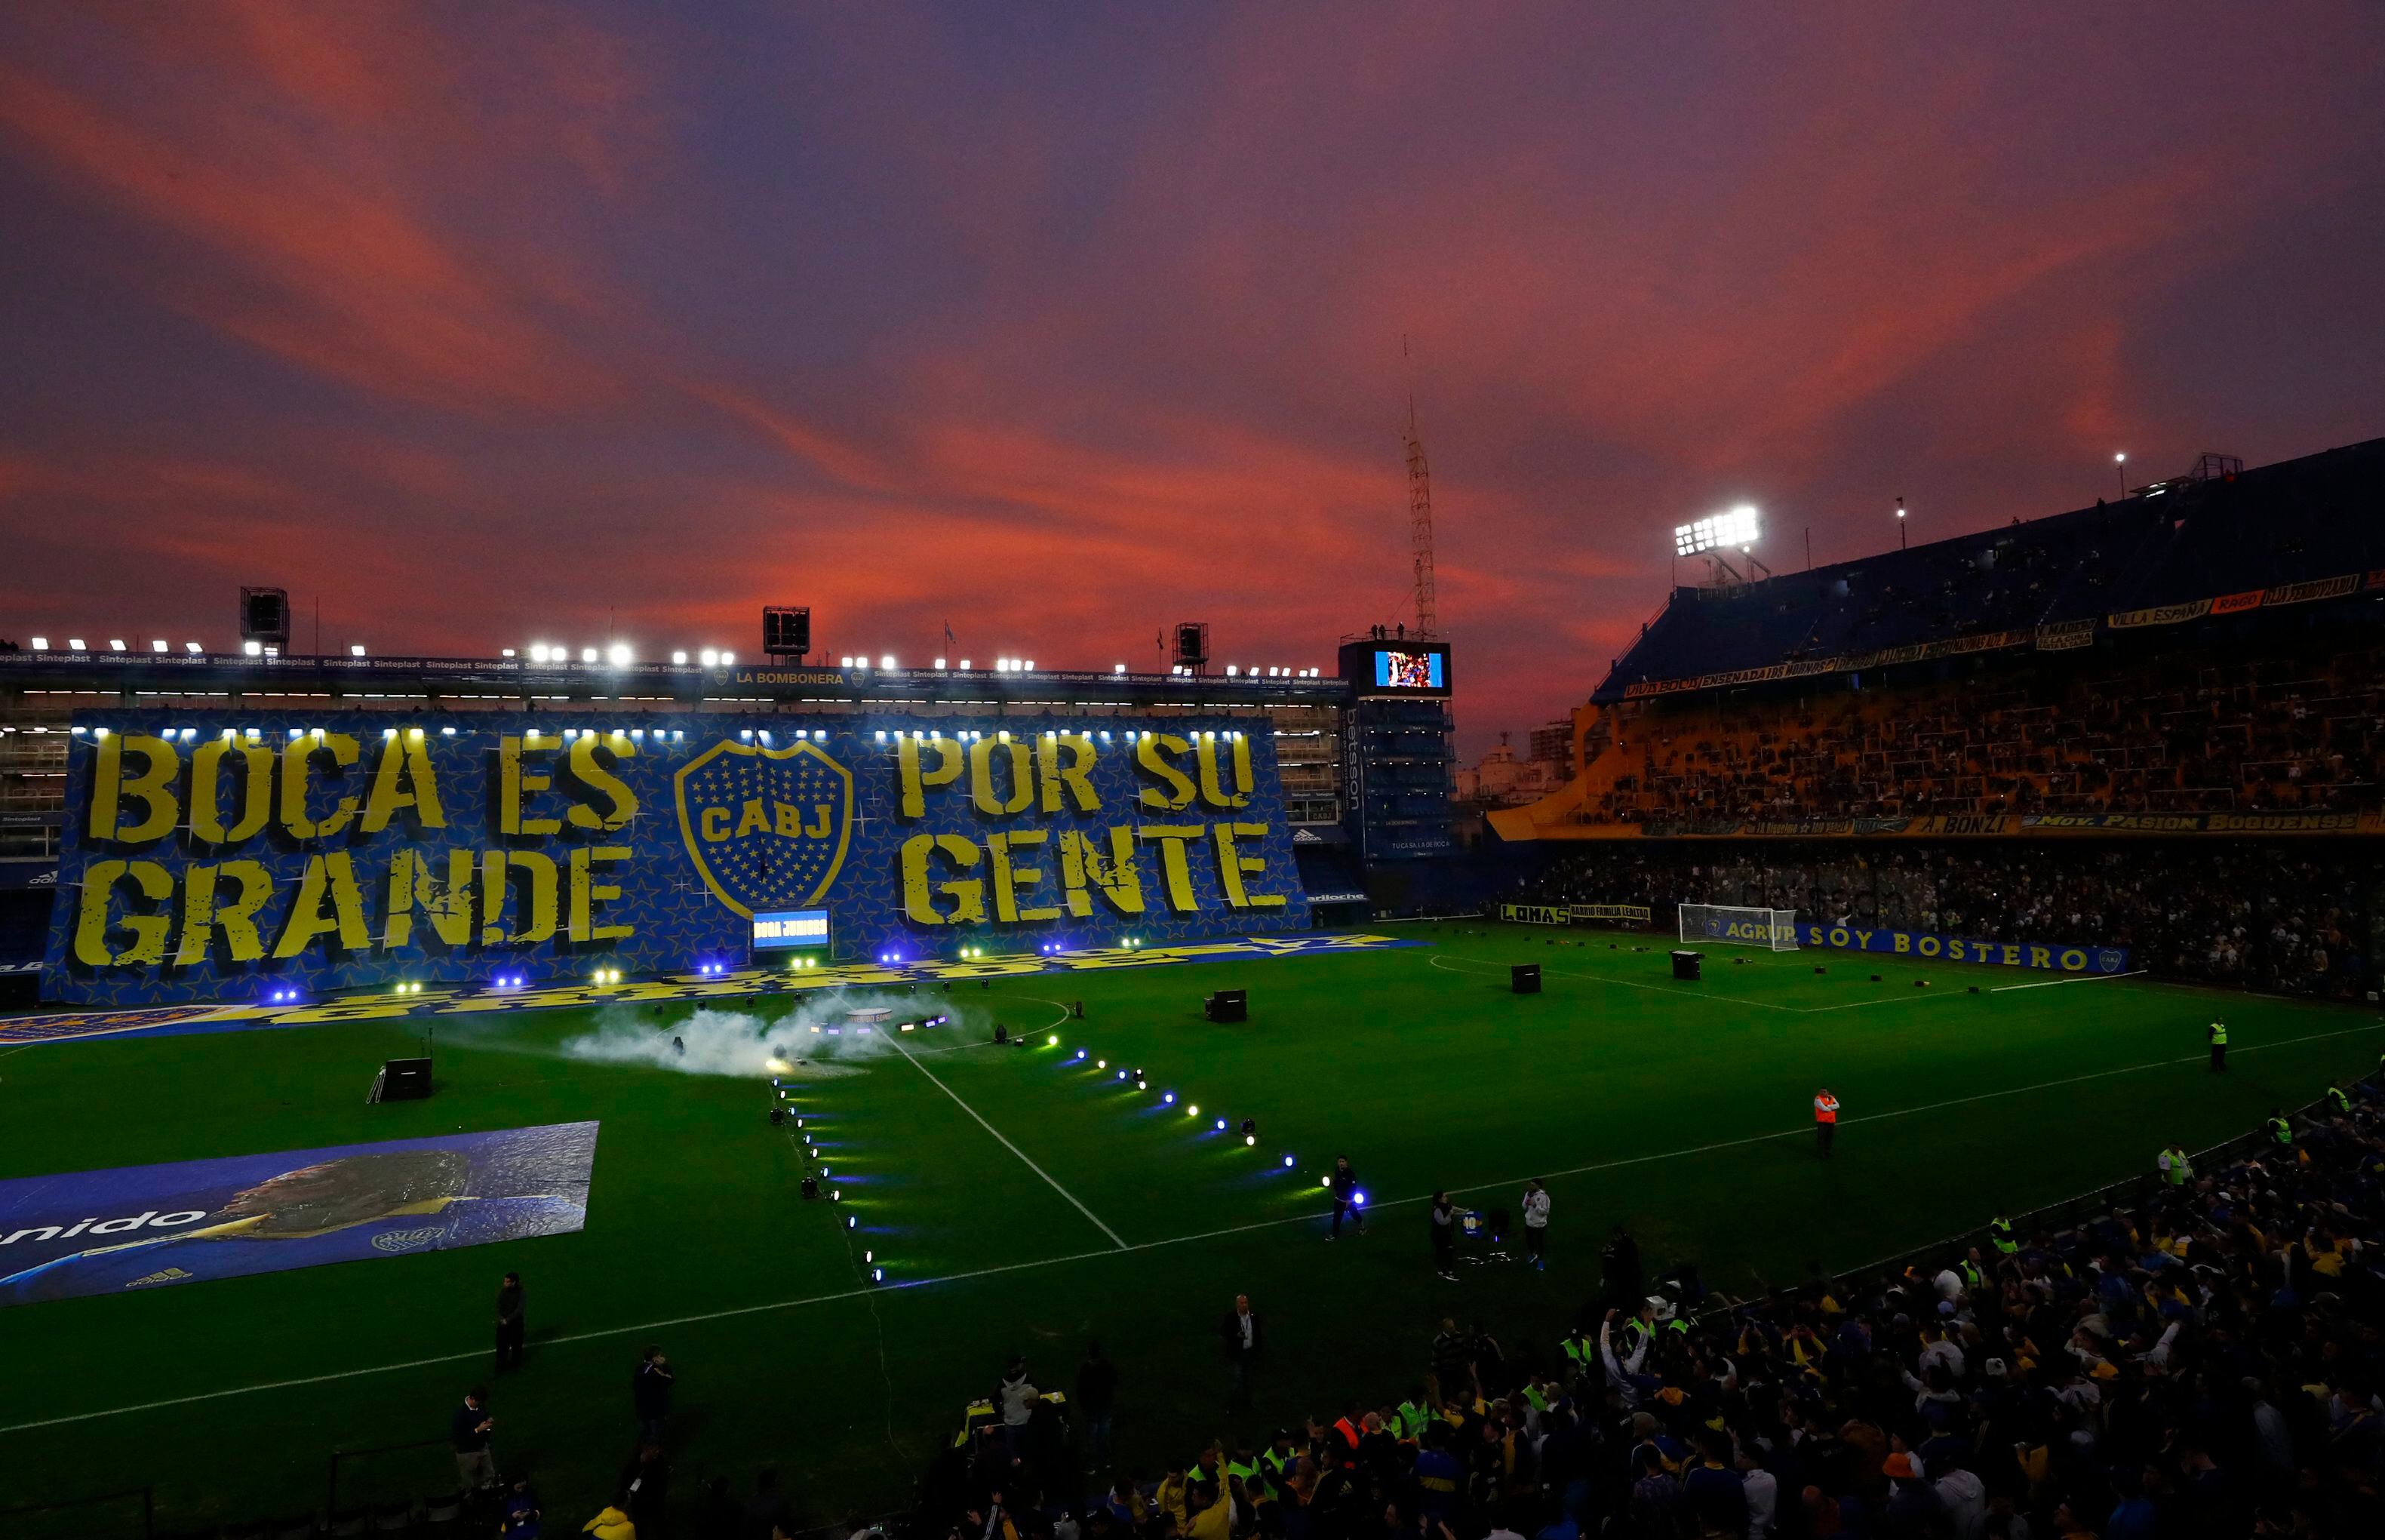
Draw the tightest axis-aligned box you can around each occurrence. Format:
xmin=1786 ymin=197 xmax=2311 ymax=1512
xmin=607 ymin=642 xmax=632 ymax=667
xmin=879 ymin=653 xmax=894 ymax=669
xmin=721 ymin=651 xmax=735 ymax=665
xmin=671 ymin=650 xmax=687 ymax=665
xmin=239 ymin=639 xmax=258 ymax=655
xmin=349 ymin=643 xmax=366 ymax=657
xmin=579 ymin=647 xmax=598 ymax=664
xmin=1674 ymin=504 xmax=1760 ymax=557
xmin=29 ymin=637 xmax=46 ymax=650
xmin=699 ymin=647 xmax=719 ymax=667
xmin=109 ymin=638 xmax=127 ymax=652
xmin=184 ymin=641 xmax=201 ymax=653
xmin=957 ymin=658 xmax=970 ymax=669
xmin=149 ymin=639 xmax=167 ymax=653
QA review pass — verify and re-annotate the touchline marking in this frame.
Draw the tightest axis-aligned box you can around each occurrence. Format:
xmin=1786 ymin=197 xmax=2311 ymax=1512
xmin=884 ymin=1028 xmax=1128 ymax=1250
xmin=1993 ymin=970 xmax=2149 ymax=992
xmin=11 ymin=1016 xmax=2377 ymax=1439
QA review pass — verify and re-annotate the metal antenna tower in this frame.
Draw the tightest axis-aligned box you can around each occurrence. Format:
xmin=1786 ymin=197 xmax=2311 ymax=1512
xmin=1404 ymin=357 xmax=1437 ymax=639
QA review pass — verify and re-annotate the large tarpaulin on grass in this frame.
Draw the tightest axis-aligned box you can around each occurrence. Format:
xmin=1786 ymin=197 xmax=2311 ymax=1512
xmin=0 ymin=1122 xmax=596 ymax=1305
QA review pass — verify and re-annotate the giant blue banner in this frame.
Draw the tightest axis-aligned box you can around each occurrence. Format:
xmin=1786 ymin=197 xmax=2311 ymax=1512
xmin=0 ymin=1123 xmax=597 ymax=1306
xmin=1797 ymin=923 xmax=2130 ymax=974
xmin=45 ymin=712 xmax=1309 ymax=1004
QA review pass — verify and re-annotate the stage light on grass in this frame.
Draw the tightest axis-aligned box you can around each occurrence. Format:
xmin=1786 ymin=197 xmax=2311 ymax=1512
xmin=1353 ymin=1191 xmax=1367 ymax=1206
xmin=847 ymin=1214 xmax=856 ymax=1230
xmin=1320 ymin=1176 xmax=1331 ymax=1188
xmin=1215 ymin=1118 xmax=1226 ymax=1131
xmin=1047 ymin=1034 xmax=1059 ymax=1047
xmin=766 ymin=1058 xmax=791 ymax=1074
xmin=1283 ymin=1154 xmax=1295 ymax=1167
xmin=1096 ymin=1059 xmax=1106 ymax=1069
xmin=1163 ymin=1092 xmax=1176 ymax=1105
xmin=1245 ymin=1134 xmax=1256 ymax=1146
xmin=871 ymin=1266 xmax=883 ymax=1282
xmin=1187 ymin=1104 xmax=1198 ymax=1117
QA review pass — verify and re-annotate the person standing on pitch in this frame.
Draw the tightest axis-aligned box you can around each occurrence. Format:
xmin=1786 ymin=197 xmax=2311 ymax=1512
xmin=1218 ymin=1293 xmax=1265 ymax=1408
xmin=2209 ymin=1017 xmax=2228 ymax=1072
xmin=633 ymin=1345 xmax=675 ymax=1443
xmin=1430 ymin=1192 xmax=1458 ymax=1280
xmin=1813 ymin=1088 xmax=1840 ymax=1157
xmin=1520 ymin=1181 xmax=1551 ymax=1270
xmin=494 ymin=1271 xmax=525 ymax=1373
xmin=1327 ymin=1155 xmax=1366 ymax=1240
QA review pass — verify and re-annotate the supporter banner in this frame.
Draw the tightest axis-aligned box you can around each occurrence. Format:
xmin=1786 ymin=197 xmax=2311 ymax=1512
xmin=2264 ymin=573 xmax=2359 ymax=607
xmin=1618 ymin=629 xmax=2031 ymax=701
xmin=45 ymin=712 xmax=1308 ymax=1005
xmin=1496 ymin=902 xmax=1653 ymax=926
xmin=2209 ymin=590 xmax=2264 ymax=616
xmin=2035 ymin=619 xmax=2096 ymax=650
xmin=1800 ymin=924 xmax=2128 ymax=975
xmin=1528 ymin=810 xmax=2385 ymax=841
xmin=0 ymin=1123 xmax=596 ymax=1306
xmin=2107 ymin=598 xmax=2211 ymax=629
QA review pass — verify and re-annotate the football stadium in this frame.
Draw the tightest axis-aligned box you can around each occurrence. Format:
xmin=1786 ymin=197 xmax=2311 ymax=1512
xmin=10 ymin=13 xmax=2385 ymax=1538
xmin=4 ymin=435 xmax=2384 ymax=1538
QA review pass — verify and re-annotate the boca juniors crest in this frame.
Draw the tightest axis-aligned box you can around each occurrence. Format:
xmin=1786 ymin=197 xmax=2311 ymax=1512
xmin=674 ymin=739 xmax=856 ymax=918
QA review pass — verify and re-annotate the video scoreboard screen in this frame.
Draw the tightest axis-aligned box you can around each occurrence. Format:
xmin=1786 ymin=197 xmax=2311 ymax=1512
xmin=1372 ymin=648 xmax=1445 ymax=690
xmin=750 ymin=908 xmax=831 ymax=950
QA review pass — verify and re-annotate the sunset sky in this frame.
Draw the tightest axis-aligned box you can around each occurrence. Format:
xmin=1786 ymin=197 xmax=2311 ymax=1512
xmin=5 ymin=2 xmax=2382 ymax=752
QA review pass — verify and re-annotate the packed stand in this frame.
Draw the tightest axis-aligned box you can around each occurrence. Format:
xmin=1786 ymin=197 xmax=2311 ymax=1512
xmin=924 ymin=1085 xmax=2385 ymax=1540
xmin=1578 ymin=641 xmax=2385 ymax=826
xmin=1516 ymin=842 xmax=2376 ymax=1001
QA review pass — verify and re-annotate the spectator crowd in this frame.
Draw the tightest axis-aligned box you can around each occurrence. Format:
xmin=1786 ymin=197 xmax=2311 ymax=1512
xmin=920 ymin=1086 xmax=2385 ymax=1540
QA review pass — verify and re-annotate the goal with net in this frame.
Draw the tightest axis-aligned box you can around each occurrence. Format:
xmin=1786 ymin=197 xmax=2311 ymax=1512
xmin=1677 ymin=904 xmax=1800 ymax=951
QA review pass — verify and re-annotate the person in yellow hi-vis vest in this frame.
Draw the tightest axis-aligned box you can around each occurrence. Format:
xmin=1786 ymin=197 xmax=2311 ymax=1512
xmin=1814 ymin=1088 xmax=1840 ymax=1158
xmin=2208 ymin=1019 xmax=2227 ymax=1073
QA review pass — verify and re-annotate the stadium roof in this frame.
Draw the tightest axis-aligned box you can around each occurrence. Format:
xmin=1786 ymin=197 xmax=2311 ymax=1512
xmin=1594 ymin=435 xmax=2385 ymax=705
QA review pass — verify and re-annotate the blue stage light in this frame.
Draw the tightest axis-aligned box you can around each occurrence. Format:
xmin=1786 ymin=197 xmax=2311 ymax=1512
xmin=871 ymin=1266 xmax=884 ymax=1282
xmin=1215 ymin=1118 xmax=1227 ymax=1131
xmin=1353 ymin=1191 xmax=1368 ymax=1206
xmin=1116 ymin=1069 xmax=1127 ymax=1080
xmin=1162 ymin=1092 xmax=1176 ymax=1105
xmin=846 ymin=1214 xmax=856 ymax=1230
xmin=1283 ymin=1154 xmax=1294 ymax=1167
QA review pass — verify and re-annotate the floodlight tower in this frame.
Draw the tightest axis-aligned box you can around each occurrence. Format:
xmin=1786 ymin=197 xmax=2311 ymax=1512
xmin=1674 ymin=505 xmax=1771 ymax=588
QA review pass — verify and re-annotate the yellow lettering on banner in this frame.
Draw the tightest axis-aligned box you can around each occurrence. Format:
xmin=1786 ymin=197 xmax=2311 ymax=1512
xmin=190 ymin=739 xmax=275 ymax=845
xmin=481 ymin=850 xmax=512 ymax=945
xmin=970 ymin=737 xmax=1034 ymax=817
xmin=774 ymin=801 xmax=805 ymax=838
xmin=1036 ymin=734 xmax=1101 ymax=813
xmin=72 ymin=859 xmax=174 ymax=966
xmin=1893 ymin=932 xmax=1911 ymax=953
xmin=1059 ymin=826 xmax=1144 ymax=917
xmin=569 ymin=846 xmax=632 ymax=942
xmin=1211 ymin=821 xmax=1286 ymax=908
xmin=383 ymin=848 xmax=478 ymax=949
xmin=988 ymin=830 xmax=1062 ymax=922
xmin=1136 ymin=734 xmax=1196 ymax=810
xmin=700 ymin=806 xmax=731 ymax=843
xmin=272 ymin=851 xmax=370 ymax=958
xmin=174 ymin=860 xmax=275 ymax=964
xmin=90 ymin=733 xmax=182 ymax=844
xmin=2060 ymin=948 xmax=2086 ymax=972
xmin=566 ymin=734 xmax=637 ymax=830
xmin=897 ymin=735 xmax=964 ymax=819
xmin=360 ymin=733 xmax=447 ymax=835
xmin=735 ymin=799 xmax=770 ymax=838
xmin=510 ymin=850 xmax=560 ymax=944
xmin=1136 ymin=824 xmax=1205 ymax=912
xmin=899 ymin=832 xmax=987 ymax=924
xmin=2001 ymin=944 xmax=2020 ymax=966
xmin=1195 ymin=736 xmax=1253 ymax=810
xmin=278 ymin=733 xmax=359 ymax=840
xmin=2028 ymin=945 xmax=2051 ymax=970
xmin=497 ymin=737 xmax=561 ymax=837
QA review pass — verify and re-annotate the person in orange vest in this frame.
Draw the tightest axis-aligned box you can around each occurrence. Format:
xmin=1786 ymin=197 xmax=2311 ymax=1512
xmin=1814 ymin=1088 xmax=1840 ymax=1158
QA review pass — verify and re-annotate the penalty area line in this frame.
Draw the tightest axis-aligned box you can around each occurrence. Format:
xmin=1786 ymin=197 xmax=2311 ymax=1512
xmin=1992 ymin=970 xmax=2149 ymax=992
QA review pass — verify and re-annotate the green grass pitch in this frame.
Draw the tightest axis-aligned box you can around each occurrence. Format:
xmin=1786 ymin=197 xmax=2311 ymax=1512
xmin=2 ymin=923 xmax=2380 ymax=1536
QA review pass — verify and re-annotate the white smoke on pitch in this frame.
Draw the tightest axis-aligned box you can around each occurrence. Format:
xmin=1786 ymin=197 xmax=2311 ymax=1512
xmin=556 ymin=992 xmax=973 ymax=1078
